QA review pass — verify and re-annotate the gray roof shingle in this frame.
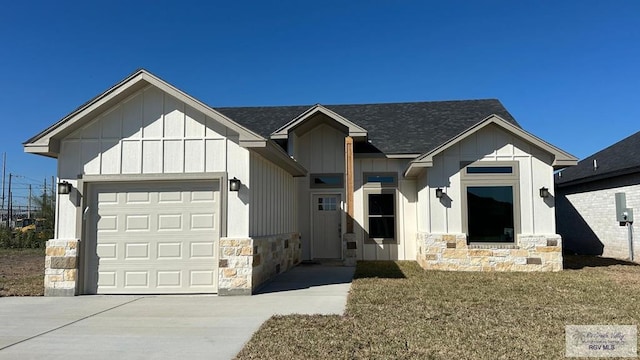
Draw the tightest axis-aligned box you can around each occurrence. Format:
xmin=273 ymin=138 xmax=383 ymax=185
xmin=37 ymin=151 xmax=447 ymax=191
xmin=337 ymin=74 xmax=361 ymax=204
xmin=217 ymin=99 xmax=518 ymax=155
xmin=555 ymin=130 xmax=640 ymax=186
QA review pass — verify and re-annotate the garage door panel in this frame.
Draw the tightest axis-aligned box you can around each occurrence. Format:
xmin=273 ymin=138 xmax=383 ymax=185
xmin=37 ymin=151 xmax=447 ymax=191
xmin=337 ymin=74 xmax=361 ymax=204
xmin=125 ymin=243 xmax=150 ymax=259
xmin=158 ymin=242 xmax=182 ymax=258
xmin=124 ymin=271 xmax=149 ymax=287
xmin=158 ymin=191 xmax=183 ymax=203
xmin=90 ymin=180 xmax=220 ymax=294
xmin=158 ymin=214 xmax=182 ymax=230
xmin=157 ymin=271 xmax=181 ymax=287
xmin=96 ymin=243 xmax=117 ymax=259
xmin=190 ymin=213 xmax=215 ymax=230
xmin=190 ymin=242 xmax=215 ymax=258
xmin=126 ymin=192 xmax=150 ymax=203
xmin=125 ymin=215 xmax=151 ymax=231
xmin=190 ymin=270 xmax=215 ymax=287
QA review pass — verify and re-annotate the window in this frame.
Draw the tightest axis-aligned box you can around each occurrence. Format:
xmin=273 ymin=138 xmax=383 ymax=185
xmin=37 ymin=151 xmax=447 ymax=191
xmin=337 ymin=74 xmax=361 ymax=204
xmin=368 ymin=193 xmax=395 ymax=239
xmin=363 ymin=172 xmax=397 ymax=187
xmin=467 ymin=186 xmax=514 ymax=242
xmin=310 ymin=173 xmax=344 ymax=188
xmin=317 ymin=196 xmax=337 ymax=211
xmin=461 ymin=161 xmax=520 ymax=244
xmin=363 ymin=173 xmax=397 ymax=243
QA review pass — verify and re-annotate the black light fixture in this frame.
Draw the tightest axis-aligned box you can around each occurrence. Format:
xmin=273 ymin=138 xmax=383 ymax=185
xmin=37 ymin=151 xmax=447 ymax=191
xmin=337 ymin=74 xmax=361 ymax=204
xmin=57 ymin=181 xmax=72 ymax=195
xmin=229 ymin=177 xmax=241 ymax=192
xmin=539 ymin=187 xmax=550 ymax=198
xmin=435 ymin=187 xmax=444 ymax=198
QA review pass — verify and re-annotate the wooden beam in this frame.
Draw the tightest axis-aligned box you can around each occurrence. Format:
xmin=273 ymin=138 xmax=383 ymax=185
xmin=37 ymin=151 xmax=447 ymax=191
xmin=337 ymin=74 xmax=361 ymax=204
xmin=345 ymin=136 xmax=354 ymax=233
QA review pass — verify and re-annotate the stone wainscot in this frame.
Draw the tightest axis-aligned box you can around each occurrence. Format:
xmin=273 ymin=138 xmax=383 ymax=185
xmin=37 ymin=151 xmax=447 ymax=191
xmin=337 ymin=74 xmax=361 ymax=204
xmin=218 ymin=233 xmax=301 ymax=295
xmin=416 ymin=233 xmax=563 ymax=271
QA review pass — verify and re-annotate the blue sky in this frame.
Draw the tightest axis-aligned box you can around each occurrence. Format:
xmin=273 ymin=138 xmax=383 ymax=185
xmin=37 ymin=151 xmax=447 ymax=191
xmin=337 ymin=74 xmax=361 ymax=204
xmin=1 ymin=1 xmax=639 ymax=205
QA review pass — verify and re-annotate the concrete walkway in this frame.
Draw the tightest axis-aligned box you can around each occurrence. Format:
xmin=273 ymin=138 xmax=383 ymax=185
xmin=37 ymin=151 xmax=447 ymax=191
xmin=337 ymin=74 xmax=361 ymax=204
xmin=0 ymin=264 xmax=355 ymax=360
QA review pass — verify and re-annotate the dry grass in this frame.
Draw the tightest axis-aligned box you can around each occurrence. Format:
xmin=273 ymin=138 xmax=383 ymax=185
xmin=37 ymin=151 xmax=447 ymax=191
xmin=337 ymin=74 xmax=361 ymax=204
xmin=0 ymin=248 xmax=45 ymax=296
xmin=237 ymin=257 xmax=640 ymax=359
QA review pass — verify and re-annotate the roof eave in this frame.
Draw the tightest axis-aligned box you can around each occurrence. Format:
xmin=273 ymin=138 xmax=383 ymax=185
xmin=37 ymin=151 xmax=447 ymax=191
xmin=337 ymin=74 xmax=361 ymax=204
xmin=24 ymin=69 xmax=268 ymax=157
xmin=402 ymin=114 xmax=578 ymax=178
xmin=270 ymin=104 xmax=368 ymax=139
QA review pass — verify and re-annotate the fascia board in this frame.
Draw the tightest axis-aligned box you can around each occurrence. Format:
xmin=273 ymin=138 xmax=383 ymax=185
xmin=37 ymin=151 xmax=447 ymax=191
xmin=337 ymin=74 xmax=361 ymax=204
xmin=271 ymin=104 xmax=368 ymax=138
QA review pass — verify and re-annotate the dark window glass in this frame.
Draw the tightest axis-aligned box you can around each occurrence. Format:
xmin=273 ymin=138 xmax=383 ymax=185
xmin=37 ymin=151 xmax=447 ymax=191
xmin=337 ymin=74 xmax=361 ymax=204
xmin=366 ymin=175 xmax=395 ymax=184
xmin=467 ymin=167 xmax=513 ymax=174
xmin=313 ymin=176 xmax=342 ymax=186
xmin=467 ymin=186 xmax=514 ymax=242
xmin=368 ymin=217 xmax=395 ymax=239
xmin=368 ymin=194 xmax=394 ymax=215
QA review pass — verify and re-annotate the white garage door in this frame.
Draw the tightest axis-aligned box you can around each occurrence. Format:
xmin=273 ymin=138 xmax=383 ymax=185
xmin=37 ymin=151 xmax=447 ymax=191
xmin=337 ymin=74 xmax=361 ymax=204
xmin=87 ymin=181 xmax=220 ymax=294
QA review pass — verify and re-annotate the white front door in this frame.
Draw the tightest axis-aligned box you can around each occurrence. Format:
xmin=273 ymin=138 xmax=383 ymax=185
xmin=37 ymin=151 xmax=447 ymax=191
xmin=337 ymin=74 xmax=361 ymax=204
xmin=312 ymin=194 xmax=342 ymax=259
xmin=85 ymin=181 xmax=220 ymax=294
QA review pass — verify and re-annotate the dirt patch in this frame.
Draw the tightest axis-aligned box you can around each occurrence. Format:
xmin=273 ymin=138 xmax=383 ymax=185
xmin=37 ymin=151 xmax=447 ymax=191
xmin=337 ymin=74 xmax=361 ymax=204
xmin=0 ymin=248 xmax=45 ymax=296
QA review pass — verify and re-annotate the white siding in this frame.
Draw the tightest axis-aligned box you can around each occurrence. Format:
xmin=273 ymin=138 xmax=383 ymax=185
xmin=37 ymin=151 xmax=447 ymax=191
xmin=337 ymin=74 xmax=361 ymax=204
xmin=249 ymin=152 xmax=296 ymax=237
xmin=55 ymin=86 xmax=251 ymax=240
xmin=354 ymin=158 xmax=417 ymax=261
xmin=417 ymin=124 xmax=556 ymax=237
xmin=296 ymin=124 xmax=345 ymax=173
xmin=59 ymin=87 xmax=228 ymax=178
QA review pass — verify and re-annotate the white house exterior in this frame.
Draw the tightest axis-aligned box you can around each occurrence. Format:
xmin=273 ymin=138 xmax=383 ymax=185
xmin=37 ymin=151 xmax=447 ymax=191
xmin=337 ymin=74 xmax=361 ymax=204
xmin=25 ymin=70 xmax=577 ymax=296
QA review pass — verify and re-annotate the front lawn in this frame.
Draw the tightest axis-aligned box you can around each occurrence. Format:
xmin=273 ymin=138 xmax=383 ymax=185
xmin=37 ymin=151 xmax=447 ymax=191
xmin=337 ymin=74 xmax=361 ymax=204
xmin=0 ymin=248 xmax=44 ymax=296
xmin=237 ymin=257 xmax=640 ymax=359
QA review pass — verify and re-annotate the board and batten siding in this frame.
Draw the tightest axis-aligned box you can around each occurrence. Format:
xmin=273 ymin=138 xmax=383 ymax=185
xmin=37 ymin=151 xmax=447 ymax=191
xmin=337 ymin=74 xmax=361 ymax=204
xmin=353 ymin=158 xmax=417 ymax=261
xmin=293 ymin=123 xmax=347 ymax=260
xmin=58 ymin=86 xmax=236 ymax=177
xmin=249 ymin=152 xmax=297 ymax=237
xmin=416 ymin=124 xmax=556 ymax=235
xmin=55 ymin=85 xmax=251 ymax=239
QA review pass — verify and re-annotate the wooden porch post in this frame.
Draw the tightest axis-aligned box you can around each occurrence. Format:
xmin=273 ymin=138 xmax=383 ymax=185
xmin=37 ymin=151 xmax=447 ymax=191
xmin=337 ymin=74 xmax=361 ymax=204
xmin=345 ymin=136 xmax=354 ymax=233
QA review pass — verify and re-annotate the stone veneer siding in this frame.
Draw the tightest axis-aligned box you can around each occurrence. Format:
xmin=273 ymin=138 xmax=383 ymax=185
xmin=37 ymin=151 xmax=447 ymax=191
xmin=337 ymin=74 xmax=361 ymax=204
xmin=416 ymin=233 xmax=563 ymax=271
xmin=218 ymin=233 xmax=301 ymax=296
xmin=44 ymin=239 xmax=79 ymax=296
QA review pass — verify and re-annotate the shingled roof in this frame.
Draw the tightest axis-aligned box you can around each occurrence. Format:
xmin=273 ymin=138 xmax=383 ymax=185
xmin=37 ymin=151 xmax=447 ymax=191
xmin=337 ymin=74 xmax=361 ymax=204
xmin=555 ymin=130 xmax=640 ymax=186
xmin=217 ymin=99 xmax=518 ymax=155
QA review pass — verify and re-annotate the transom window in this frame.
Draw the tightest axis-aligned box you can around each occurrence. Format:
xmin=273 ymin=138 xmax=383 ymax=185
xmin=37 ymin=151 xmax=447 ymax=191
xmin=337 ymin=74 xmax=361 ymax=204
xmin=364 ymin=172 xmax=397 ymax=187
xmin=466 ymin=166 xmax=513 ymax=174
xmin=310 ymin=173 xmax=344 ymax=188
xmin=461 ymin=161 xmax=520 ymax=244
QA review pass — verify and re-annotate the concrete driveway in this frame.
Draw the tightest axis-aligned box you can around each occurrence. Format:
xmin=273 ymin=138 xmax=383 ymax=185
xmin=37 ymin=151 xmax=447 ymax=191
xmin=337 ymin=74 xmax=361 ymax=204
xmin=0 ymin=264 xmax=354 ymax=360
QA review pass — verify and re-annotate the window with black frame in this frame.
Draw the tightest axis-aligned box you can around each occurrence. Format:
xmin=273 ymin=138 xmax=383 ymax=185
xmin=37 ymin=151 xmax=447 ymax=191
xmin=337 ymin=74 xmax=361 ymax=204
xmin=363 ymin=172 xmax=397 ymax=243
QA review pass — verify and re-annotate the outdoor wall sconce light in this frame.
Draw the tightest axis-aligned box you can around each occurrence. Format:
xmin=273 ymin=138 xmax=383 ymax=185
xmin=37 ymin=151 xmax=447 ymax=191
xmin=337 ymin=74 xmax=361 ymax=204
xmin=435 ymin=187 xmax=444 ymax=198
xmin=229 ymin=177 xmax=241 ymax=192
xmin=58 ymin=181 xmax=72 ymax=195
xmin=539 ymin=187 xmax=550 ymax=198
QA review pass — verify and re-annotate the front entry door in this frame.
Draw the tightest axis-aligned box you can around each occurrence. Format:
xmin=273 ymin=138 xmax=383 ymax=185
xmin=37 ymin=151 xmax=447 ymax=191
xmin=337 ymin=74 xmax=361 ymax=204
xmin=312 ymin=194 xmax=342 ymax=259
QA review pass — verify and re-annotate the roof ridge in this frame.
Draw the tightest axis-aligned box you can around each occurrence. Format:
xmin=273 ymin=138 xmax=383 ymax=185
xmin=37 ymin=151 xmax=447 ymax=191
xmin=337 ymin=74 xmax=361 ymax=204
xmin=214 ymin=98 xmax=502 ymax=109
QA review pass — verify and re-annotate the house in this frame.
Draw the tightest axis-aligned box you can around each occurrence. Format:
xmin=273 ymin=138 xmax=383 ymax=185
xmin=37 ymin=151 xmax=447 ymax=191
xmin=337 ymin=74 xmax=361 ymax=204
xmin=24 ymin=69 xmax=577 ymax=296
xmin=555 ymin=130 xmax=640 ymax=260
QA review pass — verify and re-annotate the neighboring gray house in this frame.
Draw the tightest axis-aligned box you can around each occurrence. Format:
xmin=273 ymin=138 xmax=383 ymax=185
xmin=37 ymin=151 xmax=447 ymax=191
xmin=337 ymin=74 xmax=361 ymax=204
xmin=555 ymin=130 xmax=640 ymax=260
xmin=24 ymin=70 xmax=577 ymax=296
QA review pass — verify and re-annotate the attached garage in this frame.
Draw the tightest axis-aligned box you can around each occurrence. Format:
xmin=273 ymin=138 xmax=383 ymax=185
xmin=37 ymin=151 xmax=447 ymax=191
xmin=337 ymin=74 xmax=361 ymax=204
xmin=84 ymin=180 xmax=220 ymax=294
xmin=26 ymin=70 xmax=305 ymax=296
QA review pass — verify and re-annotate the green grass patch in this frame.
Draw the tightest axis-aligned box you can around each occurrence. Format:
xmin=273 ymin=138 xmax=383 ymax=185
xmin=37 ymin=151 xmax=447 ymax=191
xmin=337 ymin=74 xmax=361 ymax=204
xmin=237 ymin=258 xmax=640 ymax=359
